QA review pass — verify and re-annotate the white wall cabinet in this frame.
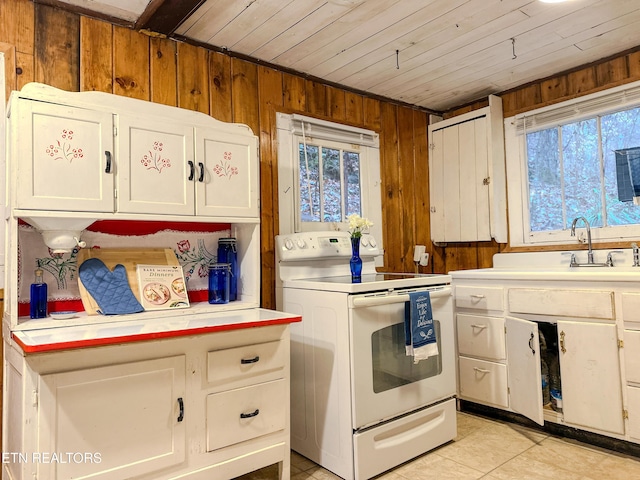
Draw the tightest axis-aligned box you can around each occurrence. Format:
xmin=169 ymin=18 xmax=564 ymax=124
xmin=8 ymin=83 xmax=259 ymax=220
xmin=428 ymin=95 xmax=507 ymax=244
xmin=118 ymin=118 xmax=259 ymax=218
xmin=14 ymin=99 xmax=115 ymax=213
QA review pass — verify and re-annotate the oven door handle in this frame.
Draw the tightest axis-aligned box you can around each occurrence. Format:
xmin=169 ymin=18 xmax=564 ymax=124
xmin=351 ymin=287 xmax=451 ymax=308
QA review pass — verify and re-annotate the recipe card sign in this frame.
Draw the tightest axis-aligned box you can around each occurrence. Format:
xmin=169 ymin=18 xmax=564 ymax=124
xmin=136 ymin=265 xmax=190 ymax=311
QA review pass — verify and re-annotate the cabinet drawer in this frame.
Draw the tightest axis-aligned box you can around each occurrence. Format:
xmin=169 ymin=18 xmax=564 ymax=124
xmin=455 ymin=286 xmax=504 ymax=311
xmin=508 ymin=288 xmax=614 ymax=320
xmin=206 ymin=379 xmax=286 ymax=451
xmin=625 ymin=330 xmax=640 ymax=384
xmin=207 ymin=340 xmax=286 ymax=388
xmin=458 ymin=356 xmax=508 ymax=408
xmin=456 ymin=314 xmax=505 ymax=360
xmin=622 ymin=293 xmax=640 ymax=323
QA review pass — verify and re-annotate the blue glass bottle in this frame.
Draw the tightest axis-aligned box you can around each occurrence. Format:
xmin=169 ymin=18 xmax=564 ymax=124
xmin=217 ymin=238 xmax=238 ymax=301
xmin=208 ymin=263 xmax=230 ymax=304
xmin=30 ymin=268 xmax=48 ymax=319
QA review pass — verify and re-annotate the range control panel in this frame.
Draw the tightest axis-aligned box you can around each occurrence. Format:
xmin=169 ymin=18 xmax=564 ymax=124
xmin=276 ymin=231 xmax=381 ymax=262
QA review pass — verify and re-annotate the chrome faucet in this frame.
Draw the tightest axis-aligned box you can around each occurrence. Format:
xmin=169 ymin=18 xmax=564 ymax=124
xmin=570 ymin=216 xmax=594 ymax=264
xmin=633 ymin=242 xmax=640 ymax=267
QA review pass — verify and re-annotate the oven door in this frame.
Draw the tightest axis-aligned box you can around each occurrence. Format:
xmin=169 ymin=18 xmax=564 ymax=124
xmin=349 ymin=285 xmax=455 ymax=430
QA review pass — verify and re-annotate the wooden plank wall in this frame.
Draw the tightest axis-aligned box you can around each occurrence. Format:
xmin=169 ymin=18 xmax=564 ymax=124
xmin=0 ymin=0 xmax=437 ymax=310
xmin=2 ymin=0 xmax=640 ymax=310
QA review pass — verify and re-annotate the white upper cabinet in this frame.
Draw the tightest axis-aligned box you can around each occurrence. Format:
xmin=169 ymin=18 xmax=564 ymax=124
xmin=14 ymin=99 xmax=115 ymax=213
xmin=8 ymin=83 xmax=259 ymax=220
xmin=117 ymin=115 xmax=195 ymax=215
xmin=195 ymin=126 xmax=259 ymax=218
xmin=428 ymin=95 xmax=507 ymax=244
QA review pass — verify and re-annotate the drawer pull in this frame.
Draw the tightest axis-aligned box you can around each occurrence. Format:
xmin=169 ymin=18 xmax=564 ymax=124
xmin=240 ymin=409 xmax=260 ymax=419
xmin=473 ymin=367 xmax=490 ymax=374
xmin=470 ymin=294 xmax=485 ymax=299
xmin=241 ymin=356 xmax=260 ymax=364
xmin=177 ymin=397 xmax=184 ymax=422
xmin=470 ymin=324 xmax=487 ymax=330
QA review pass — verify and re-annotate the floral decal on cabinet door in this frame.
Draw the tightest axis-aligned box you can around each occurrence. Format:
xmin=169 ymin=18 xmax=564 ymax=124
xmin=213 ymin=151 xmax=239 ymax=179
xmin=141 ymin=141 xmax=172 ymax=173
xmin=45 ymin=129 xmax=84 ymax=162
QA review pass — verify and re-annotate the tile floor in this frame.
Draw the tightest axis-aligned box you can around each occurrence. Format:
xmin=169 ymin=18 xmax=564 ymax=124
xmin=235 ymin=412 xmax=640 ymax=479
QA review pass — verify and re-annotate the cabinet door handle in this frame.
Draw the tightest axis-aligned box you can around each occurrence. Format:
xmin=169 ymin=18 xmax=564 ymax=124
xmin=528 ymin=332 xmax=536 ymax=355
xmin=560 ymin=330 xmax=566 ymax=354
xmin=470 ymin=324 xmax=487 ymax=330
xmin=241 ymin=356 xmax=260 ymax=364
xmin=188 ymin=160 xmax=195 ymax=181
xmin=240 ymin=409 xmax=260 ymax=419
xmin=177 ymin=397 xmax=184 ymax=422
xmin=105 ymin=151 xmax=112 ymax=173
xmin=473 ymin=367 xmax=490 ymax=374
xmin=198 ymin=162 xmax=205 ymax=182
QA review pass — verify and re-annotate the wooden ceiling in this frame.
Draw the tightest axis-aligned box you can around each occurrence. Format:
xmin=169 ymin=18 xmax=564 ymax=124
xmin=40 ymin=0 xmax=640 ymax=112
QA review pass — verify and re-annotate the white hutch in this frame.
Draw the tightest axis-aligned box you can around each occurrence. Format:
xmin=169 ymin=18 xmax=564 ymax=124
xmin=2 ymin=83 xmax=300 ymax=480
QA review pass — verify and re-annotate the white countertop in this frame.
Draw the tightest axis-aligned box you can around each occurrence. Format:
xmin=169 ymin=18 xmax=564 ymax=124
xmin=450 ymin=249 xmax=640 ymax=282
xmin=10 ymin=307 xmax=301 ymax=353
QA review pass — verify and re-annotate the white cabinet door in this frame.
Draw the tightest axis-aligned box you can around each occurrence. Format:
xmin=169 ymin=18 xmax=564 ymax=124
xmin=15 ymin=100 xmax=115 ymax=212
xmin=38 ymin=355 xmax=186 ymax=480
xmin=429 ymin=116 xmax=491 ymax=242
xmin=117 ymin=115 xmax=195 ymax=215
xmin=196 ymin=126 xmax=259 ymax=218
xmin=506 ymin=316 xmax=544 ymax=426
xmin=558 ymin=320 xmax=624 ymax=434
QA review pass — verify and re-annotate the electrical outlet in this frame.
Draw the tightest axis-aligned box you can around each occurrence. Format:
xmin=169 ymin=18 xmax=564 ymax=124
xmin=413 ymin=245 xmax=426 ymax=262
xmin=419 ymin=252 xmax=430 ymax=266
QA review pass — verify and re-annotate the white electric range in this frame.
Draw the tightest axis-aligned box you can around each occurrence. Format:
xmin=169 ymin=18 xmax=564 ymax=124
xmin=276 ymin=231 xmax=457 ymax=480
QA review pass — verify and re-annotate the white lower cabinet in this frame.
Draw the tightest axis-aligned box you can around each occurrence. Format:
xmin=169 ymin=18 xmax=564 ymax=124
xmin=627 ymin=387 xmax=640 ymax=441
xmin=458 ymin=356 xmax=508 ymax=408
xmin=454 ymin=277 xmax=628 ymax=443
xmin=558 ymin=320 xmax=623 ymax=434
xmin=4 ymin=324 xmax=291 ymax=480
xmin=38 ymin=356 xmax=186 ymax=480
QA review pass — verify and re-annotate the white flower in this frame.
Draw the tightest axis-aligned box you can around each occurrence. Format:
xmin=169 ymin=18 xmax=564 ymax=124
xmin=347 ymin=214 xmax=373 ymax=238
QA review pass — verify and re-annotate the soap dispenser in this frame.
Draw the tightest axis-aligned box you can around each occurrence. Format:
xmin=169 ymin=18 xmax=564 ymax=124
xmin=30 ymin=267 xmax=48 ymax=319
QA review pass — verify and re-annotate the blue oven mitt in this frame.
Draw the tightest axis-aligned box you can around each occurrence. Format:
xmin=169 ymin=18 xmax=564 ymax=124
xmin=79 ymin=258 xmax=144 ymax=315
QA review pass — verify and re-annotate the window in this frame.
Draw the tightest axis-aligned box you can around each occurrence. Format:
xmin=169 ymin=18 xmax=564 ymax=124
xmin=276 ymin=113 xmax=383 ymax=255
xmin=505 ymin=80 xmax=640 ymax=246
xmin=298 ymin=139 xmax=362 ymax=223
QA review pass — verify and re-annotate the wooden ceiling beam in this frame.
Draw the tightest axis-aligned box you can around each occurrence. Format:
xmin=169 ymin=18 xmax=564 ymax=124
xmin=136 ymin=0 xmax=207 ymax=36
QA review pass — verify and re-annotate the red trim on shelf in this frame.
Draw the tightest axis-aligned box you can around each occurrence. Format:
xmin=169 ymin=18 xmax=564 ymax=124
xmin=12 ymin=316 xmax=302 ymax=353
xmin=18 ymin=290 xmax=209 ymax=317
xmin=87 ymin=220 xmax=231 ymax=235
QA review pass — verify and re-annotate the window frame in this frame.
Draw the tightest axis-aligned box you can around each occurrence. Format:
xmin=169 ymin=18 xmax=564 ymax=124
xmin=276 ymin=113 xmax=383 ymax=259
xmin=505 ymin=79 xmax=640 ymax=247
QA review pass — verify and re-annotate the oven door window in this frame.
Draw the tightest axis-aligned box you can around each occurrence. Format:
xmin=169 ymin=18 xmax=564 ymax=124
xmin=371 ymin=320 xmax=442 ymax=393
